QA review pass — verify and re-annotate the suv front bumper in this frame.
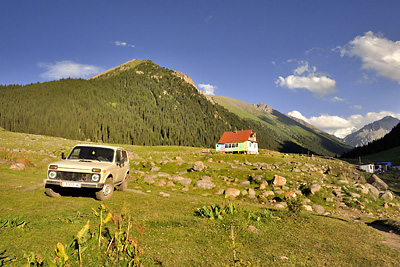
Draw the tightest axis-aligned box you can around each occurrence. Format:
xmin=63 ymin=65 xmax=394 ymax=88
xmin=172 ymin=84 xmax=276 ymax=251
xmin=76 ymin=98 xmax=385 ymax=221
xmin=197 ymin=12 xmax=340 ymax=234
xmin=44 ymin=179 xmax=104 ymax=189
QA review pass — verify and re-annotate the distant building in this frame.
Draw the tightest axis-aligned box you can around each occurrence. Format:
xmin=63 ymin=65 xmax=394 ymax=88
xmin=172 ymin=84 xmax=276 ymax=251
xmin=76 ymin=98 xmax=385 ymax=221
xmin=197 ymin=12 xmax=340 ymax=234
xmin=358 ymin=164 xmax=375 ymax=173
xmin=216 ymin=129 xmax=258 ymax=154
xmin=375 ymin=162 xmax=391 ymax=173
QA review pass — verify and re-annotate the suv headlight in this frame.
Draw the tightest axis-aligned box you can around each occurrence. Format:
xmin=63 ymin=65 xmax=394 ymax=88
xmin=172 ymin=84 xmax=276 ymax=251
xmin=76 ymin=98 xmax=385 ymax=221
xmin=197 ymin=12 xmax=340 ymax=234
xmin=48 ymin=171 xmax=57 ymax=179
xmin=92 ymin=174 xmax=100 ymax=182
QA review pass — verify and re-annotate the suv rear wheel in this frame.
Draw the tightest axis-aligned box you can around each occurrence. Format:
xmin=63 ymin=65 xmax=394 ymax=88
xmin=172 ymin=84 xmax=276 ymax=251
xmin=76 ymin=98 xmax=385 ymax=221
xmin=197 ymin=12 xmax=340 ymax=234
xmin=118 ymin=173 xmax=130 ymax=191
xmin=95 ymin=178 xmax=114 ymax=201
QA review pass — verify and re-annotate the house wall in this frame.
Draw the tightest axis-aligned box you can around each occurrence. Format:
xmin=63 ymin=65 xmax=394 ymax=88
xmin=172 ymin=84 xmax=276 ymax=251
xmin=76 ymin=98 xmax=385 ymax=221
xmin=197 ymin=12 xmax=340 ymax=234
xmin=246 ymin=141 xmax=258 ymax=154
xmin=216 ymin=142 xmax=258 ymax=154
xmin=359 ymin=164 xmax=375 ymax=173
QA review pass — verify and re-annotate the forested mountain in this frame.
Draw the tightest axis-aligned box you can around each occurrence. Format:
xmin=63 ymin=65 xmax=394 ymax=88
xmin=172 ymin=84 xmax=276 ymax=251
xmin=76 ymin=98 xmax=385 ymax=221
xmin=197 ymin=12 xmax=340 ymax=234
xmin=0 ymin=59 xmax=349 ymax=155
xmin=342 ymin=116 xmax=399 ymax=147
xmin=341 ymin=121 xmax=400 ymax=159
xmin=211 ymin=96 xmax=350 ymax=156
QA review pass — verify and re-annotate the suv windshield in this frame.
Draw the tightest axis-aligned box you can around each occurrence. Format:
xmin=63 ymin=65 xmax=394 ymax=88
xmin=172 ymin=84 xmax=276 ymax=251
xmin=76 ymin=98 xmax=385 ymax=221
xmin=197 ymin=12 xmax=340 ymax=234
xmin=68 ymin=146 xmax=114 ymax=162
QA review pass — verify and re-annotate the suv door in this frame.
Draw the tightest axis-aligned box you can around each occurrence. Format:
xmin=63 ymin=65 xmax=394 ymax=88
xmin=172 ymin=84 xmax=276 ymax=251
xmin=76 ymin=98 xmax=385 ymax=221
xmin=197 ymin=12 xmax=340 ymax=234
xmin=115 ymin=150 xmax=127 ymax=183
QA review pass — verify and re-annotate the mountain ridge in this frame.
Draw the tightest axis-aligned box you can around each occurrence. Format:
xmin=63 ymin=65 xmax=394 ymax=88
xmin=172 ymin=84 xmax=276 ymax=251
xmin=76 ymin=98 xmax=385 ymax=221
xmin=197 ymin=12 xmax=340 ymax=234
xmin=342 ymin=116 xmax=400 ymax=147
xmin=211 ymin=95 xmax=350 ymax=156
xmin=0 ymin=59 xmax=349 ymax=156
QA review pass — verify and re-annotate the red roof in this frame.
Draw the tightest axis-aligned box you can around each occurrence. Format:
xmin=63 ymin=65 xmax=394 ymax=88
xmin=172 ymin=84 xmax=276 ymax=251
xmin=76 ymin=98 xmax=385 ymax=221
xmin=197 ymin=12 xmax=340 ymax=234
xmin=217 ymin=130 xmax=257 ymax=144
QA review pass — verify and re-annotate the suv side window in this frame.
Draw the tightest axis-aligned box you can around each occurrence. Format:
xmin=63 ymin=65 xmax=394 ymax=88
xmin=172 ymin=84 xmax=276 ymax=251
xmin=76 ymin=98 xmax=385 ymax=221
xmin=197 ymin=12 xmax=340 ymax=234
xmin=116 ymin=150 xmax=122 ymax=162
xmin=121 ymin=150 xmax=127 ymax=162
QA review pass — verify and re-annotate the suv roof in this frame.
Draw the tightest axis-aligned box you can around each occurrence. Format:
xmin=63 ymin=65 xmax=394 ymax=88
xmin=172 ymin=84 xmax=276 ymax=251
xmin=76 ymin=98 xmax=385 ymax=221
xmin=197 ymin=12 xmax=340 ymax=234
xmin=72 ymin=144 xmax=125 ymax=150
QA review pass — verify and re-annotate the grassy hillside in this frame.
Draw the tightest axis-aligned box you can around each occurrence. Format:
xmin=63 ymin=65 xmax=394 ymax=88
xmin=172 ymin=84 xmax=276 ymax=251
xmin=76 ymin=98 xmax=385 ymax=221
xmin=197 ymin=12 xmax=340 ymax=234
xmin=0 ymin=128 xmax=399 ymax=266
xmin=212 ymin=96 xmax=351 ymax=156
xmin=345 ymin=146 xmax=400 ymax=166
xmin=0 ymin=60 xmax=349 ymax=156
xmin=0 ymin=60 xmax=278 ymax=149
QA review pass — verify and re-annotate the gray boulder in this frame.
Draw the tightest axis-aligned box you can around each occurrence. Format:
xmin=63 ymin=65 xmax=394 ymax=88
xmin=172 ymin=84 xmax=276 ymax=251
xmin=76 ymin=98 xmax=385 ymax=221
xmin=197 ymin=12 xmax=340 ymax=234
xmin=380 ymin=191 xmax=393 ymax=201
xmin=193 ymin=161 xmax=204 ymax=172
xmin=195 ymin=176 xmax=215 ymax=189
xmin=367 ymin=174 xmax=389 ymax=191
xmin=365 ymin=183 xmax=379 ymax=197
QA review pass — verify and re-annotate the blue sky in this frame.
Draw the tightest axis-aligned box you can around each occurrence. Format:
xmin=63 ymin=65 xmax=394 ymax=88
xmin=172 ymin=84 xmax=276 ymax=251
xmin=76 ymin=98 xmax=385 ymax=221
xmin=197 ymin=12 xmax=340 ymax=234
xmin=2 ymin=0 xmax=400 ymax=138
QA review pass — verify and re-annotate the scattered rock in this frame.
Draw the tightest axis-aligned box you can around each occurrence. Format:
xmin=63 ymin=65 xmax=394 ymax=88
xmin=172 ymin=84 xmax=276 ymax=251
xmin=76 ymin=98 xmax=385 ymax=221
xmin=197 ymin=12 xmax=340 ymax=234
xmin=150 ymin=166 xmax=161 ymax=172
xmin=272 ymin=175 xmax=286 ymax=186
xmin=368 ymin=174 xmax=389 ymax=191
xmin=247 ymin=225 xmax=259 ymax=234
xmin=216 ymin=189 xmax=225 ymax=195
xmin=195 ymin=177 xmax=215 ymax=189
xmin=259 ymin=191 xmax=274 ymax=198
xmin=193 ymin=161 xmax=204 ymax=172
xmin=157 ymin=172 xmax=171 ymax=178
xmin=284 ymin=191 xmax=296 ymax=199
xmin=365 ymin=183 xmax=379 ymax=197
xmin=248 ymin=188 xmax=256 ymax=199
xmin=239 ymin=181 xmax=250 ymax=187
xmin=303 ymin=205 xmax=313 ymax=211
xmin=159 ymin=192 xmax=170 ymax=198
xmin=10 ymin=163 xmax=25 ymax=170
xmin=166 ymin=181 xmax=175 ymax=187
xmin=225 ymin=188 xmax=241 ymax=198
xmin=179 ymin=178 xmax=192 ymax=186
xmin=312 ymin=204 xmax=325 ymax=214
xmin=310 ymin=184 xmax=322 ymax=194
xmin=16 ymin=158 xmax=34 ymax=166
xmin=152 ymin=181 xmax=164 ymax=187
xmin=380 ymin=191 xmax=393 ymax=201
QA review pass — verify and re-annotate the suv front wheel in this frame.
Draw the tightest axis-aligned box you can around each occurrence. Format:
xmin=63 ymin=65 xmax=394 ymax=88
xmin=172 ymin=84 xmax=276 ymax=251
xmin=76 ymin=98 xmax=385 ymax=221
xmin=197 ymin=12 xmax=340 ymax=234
xmin=95 ymin=178 xmax=114 ymax=201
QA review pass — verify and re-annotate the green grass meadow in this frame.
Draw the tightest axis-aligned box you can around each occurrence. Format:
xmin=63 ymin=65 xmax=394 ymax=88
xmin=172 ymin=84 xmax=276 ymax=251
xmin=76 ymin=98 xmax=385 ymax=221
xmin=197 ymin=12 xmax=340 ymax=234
xmin=1 ymin=129 xmax=399 ymax=266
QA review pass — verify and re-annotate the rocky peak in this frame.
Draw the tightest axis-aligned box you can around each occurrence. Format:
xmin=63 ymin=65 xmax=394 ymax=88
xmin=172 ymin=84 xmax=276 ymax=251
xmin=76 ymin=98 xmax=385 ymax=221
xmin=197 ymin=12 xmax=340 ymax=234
xmin=252 ymin=103 xmax=274 ymax=114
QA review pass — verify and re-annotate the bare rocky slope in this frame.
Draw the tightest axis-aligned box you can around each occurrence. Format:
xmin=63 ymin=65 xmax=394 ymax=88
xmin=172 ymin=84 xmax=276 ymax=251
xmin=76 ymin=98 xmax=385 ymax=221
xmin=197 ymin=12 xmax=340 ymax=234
xmin=343 ymin=116 xmax=399 ymax=147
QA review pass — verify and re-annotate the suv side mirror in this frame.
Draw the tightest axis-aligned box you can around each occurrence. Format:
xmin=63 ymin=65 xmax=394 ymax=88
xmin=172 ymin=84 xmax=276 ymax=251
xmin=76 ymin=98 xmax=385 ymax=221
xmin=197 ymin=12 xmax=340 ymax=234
xmin=117 ymin=157 xmax=125 ymax=167
xmin=61 ymin=152 xmax=66 ymax=160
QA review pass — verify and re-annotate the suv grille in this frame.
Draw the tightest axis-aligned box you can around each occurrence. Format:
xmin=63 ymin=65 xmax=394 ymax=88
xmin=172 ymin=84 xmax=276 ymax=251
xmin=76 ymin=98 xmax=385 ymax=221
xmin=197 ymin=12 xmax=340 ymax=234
xmin=57 ymin=171 xmax=92 ymax=182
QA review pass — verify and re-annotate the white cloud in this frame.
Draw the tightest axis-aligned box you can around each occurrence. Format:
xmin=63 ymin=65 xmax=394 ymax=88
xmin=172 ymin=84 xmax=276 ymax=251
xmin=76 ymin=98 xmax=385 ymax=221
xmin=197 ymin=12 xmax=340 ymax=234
xmin=341 ymin=31 xmax=400 ymax=83
xmin=276 ymin=61 xmax=337 ymax=97
xmin=204 ymin=15 xmax=213 ymax=23
xmin=288 ymin=110 xmax=400 ymax=139
xmin=198 ymin=83 xmax=217 ymax=95
xmin=330 ymin=96 xmax=345 ymax=102
xmin=38 ymin=60 xmax=104 ymax=80
xmin=115 ymin=40 xmax=135 ymax=48
xmin=352 ymin=105 xmax=362 ymax=110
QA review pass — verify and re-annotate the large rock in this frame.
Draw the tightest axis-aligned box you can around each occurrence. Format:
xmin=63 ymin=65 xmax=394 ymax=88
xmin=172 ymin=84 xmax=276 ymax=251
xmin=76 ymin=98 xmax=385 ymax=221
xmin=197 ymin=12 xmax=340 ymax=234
xmin=367 ymin=174 xmax=389 ymax=191
xmin=150 ymin=166 xmax=161 ymax=172
xmin=195 ymin=176 xmax=215 ymax=189
xmin=10 ymin=163 xmax=25 ymax=170
xmin=179 ymin=178 xmax=192 ymax=186
xmin=248 ymin=188 xmax=256 ymax=199
xmin=380 ymin=191 xmax=393 ymax=201
xmin=193 ymin=161 xmax=204 ymax=172
xmin=312 ymin=204 xmax=325 ymax=214
xmin=225 ymin=188 xmax=241 ymax=198
xmin=259 ymin=191 xmax=274 ymax=198
xmin=272 ymin=175 xmax=286 ymax=186
xmin=365 ymin=183 xmax=379 ymax=197
xmin=310 ymin=184 xmax=322 ymax=194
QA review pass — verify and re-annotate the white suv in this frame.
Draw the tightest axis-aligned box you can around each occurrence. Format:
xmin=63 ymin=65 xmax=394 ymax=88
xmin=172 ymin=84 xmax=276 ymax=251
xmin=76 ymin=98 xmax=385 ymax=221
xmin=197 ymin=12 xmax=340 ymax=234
xmin=44 ymin=144 xmax=130 ymax=200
